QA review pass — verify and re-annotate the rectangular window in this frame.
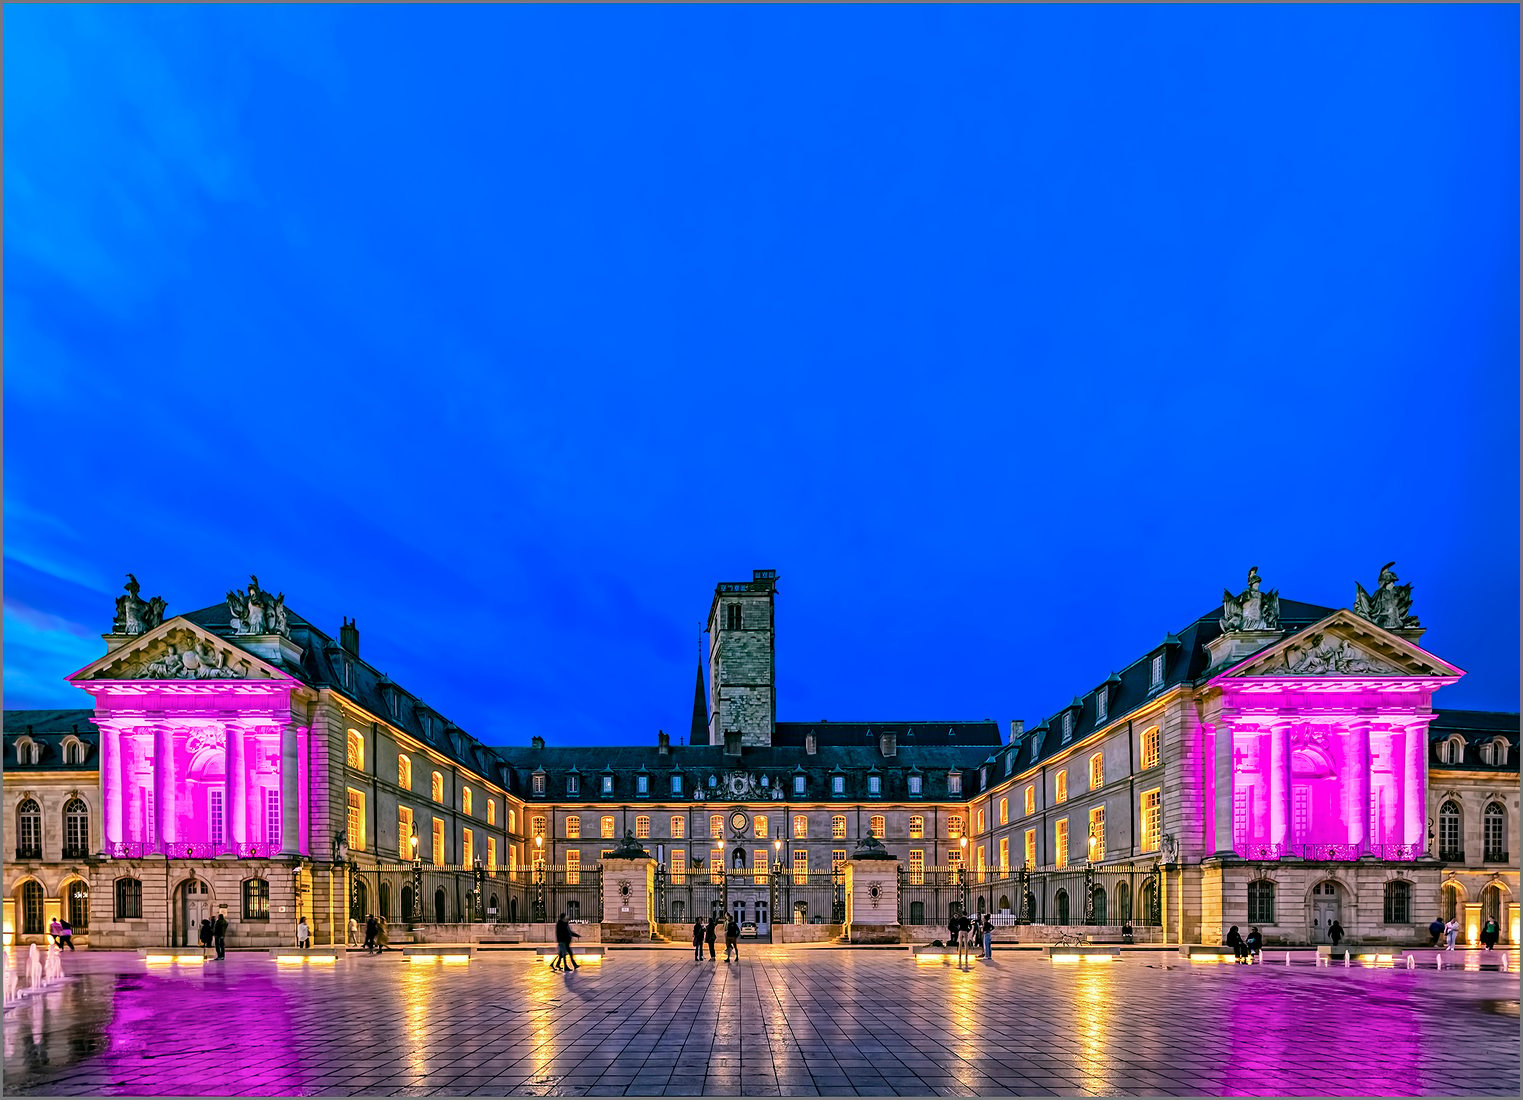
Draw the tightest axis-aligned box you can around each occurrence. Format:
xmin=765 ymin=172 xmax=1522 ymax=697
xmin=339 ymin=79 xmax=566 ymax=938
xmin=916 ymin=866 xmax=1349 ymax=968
xmin=462 ymin=828 xmax=474 ymax=866
xmin=908 ymin=774 xmax=922 ymax=796
xmin=1096 ymin=692 xmax=1107 ymax=722
xmin=1056 ymin=771 xmax=1068 ymax=804
xmin=999 ymin=797 xmax=1009 ymax=826
xmin=711 ymin=849 xmax=724 ymax=883
xmin=532 ymin=772 xmax=545 ymax=796
xmin=671 ymin=774 xmax=683 ymax=796
xmin=210 ymin=789 xmax=225 ymax=846
xmin=1025 ymin=786 xmax=1036 ymax=816
xmin=566 ymin=816 xmax=581 ymax=839
xmin=116 ymin=877 xmax=143 ymax=920
xmin=462 ymin=787 xmax=473 ymax=816
xmin=998 ymin=836 xmax=1009 ymax=873
xmin=602 ymin=815 xmax=616 ymax=838
xmin=1150 ymin=654 xmax=1164 ymax=688
xmin=868 ymin=775 xmax=882 ymax=796
xmin=977 ymin=809 xmax=986 ymax=833
xmin=1055 ymin=818 xmax=1070 ymax=869
xmin=602 ymin=775 xmax=614 ymax=795
xmin=832 ymin=815 xmax=847 ymax=839
xmin=399 ymin=807 xmax=414 ymax=859
xmin=1142 ymin=727 xmax=1160 ymax=769
xmin=671 ymin=850 xmax=687 ymax=885
xmin=637 ymin=774 xmax=649 ymax=796
xmin=243 ymin=878 xmax=270 ymax=920
xmin=346 ymin=789 xmax=365 ymax=851
xmin=1062 ymin=713 xmax=1073 ymax=740
xmin=976 ymin=845 xmax=987 ymax=881
xmin=753 ymin=849 xmax=768 ymax=885
xmin=1292 ymin=787 xmax=1310 ymax=843
xmin=671 ymin=816 xmax=685 ymax=839
xmin=487 ymin=800 xmax=496 ymax=826
xmin=1024 ymin=828 xmax=1036 ymax=869
xmin=567 ymin=774 xmax=580 ymax=796
xmin=909 ymin=814 xmax=924 ymax=839
xmin=794 ymin=775 xmax=806 ymax=795
xmin=754 ymin=816 xmax=768 ymax=839
xmin=948 ymin=848 xmax=963 ymax=876
xmin=948 ymin=815 xmax=964 ymax=840
xmin=793 ymin=815 xmax=808 ymax=838
xmin=566 ymin=850 xmax=581 ymax=885
xmin=1088 ymin=806 xmax=1105 ymax=862
xmin=266 ymin=788 xmax=282 ymax=848
xmin=1089 ymin=753 xmax=1104 ymax=790
xmin=710 ymin=814 xmax=723 ymax=838
xmin=832 ymin=775 xmax=846 ymax=796
xmin=832 ymin=850 xmax=846 ymax=876
xmin=532 ymin=816 xmax=547 ymax=839
xmin=725 ymin=603 xmax=743 ymax=630
xmin=793 ymin=848 xmax=808 ymax=884
xmin=487 ymin=836 xmax=497 ymax=870
xmin=948 ymin=772 xmax=962 ymax=796
xmin=630 ymin=815 xmax=648 ymax=839
xmin=870 ymin=815 xmax=885 ymax=839
xmin=909 ymin=849 xmax=925 ymax=885
xmin=432 ymin=818 xmax=445 ymax=865
xmin=1141 ymin=789 xmax=1161 ymax=853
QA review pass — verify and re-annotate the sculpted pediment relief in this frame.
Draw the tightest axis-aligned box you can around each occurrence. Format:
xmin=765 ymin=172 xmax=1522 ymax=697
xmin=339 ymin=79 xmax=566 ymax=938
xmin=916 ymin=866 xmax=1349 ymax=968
xmin=1257 ymin=633 xmax=1401 ymax=677
xmin=72 ymin=620 xmax=285 ymax=683
xmin=1222 ymin=610 xmax=1461 ymax=681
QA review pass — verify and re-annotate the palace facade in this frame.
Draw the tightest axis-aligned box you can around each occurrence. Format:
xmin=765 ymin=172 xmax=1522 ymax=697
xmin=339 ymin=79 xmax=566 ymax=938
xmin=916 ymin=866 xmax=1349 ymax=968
xmin=4 ymin=566 xmax=1517 ymax=949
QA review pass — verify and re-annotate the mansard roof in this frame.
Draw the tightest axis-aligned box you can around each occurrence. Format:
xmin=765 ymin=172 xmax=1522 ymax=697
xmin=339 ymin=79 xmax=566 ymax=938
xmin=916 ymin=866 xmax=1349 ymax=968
xmin=1429 ymin=709 xmax=1519 ymax=770
xmin=3 ymin=709 xmax=99 ymax=770
xmin=774 ymin=721 xmax=1001 ymax=748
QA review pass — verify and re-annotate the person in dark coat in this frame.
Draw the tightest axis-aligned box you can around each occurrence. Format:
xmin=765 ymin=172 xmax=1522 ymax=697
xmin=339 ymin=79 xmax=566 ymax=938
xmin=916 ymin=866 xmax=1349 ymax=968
xmin=725 ymin=915 xmax=741 ymax=961
xmin=1245 ymin=926 xmax=1263 ymax=961
xmin=364 ymin=914 xmax=378 ymax=955
xmin=1328 ymin=919 xmax=1344 ymax=947
xmin=704 ymin=916 xmax=718 ymax=960
xmin=1480 ymin=918 xmax=1500 ymax=951
xmin=199 ymin=918 xmax=213 ymax=951
xmin=551 ymin=913 xmax=579 ymax=970
xmin=1428 ymin=917 xmax=1445 ymax=947
xmin=691 ymin=918 xmax=705 ymax=962
xmin=1226 ymin=925 xmax=1247 ymax=962
xmin=212 ymin=913 xmax=228 ymax=960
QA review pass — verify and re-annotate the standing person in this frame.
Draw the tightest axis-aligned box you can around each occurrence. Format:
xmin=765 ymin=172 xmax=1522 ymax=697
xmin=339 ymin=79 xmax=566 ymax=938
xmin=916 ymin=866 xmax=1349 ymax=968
xmin=348 ymin=917 xmax=358 ymax=947
xmin=957 ymin=912 xmax=972 ymax=969
xmin=49 ymin=919 xmax=64 ymax=949
xmin=376 ymin=916 xmax=390 ymax=953
xmin=1328 ymin=919 xmax=1344 ymax=948
xmin=212 ymin=912 xmax=228 ymax=960
xmin=364 ymin=914 xmax=378 ymax=955
xmin=1480 ymin=917 xmax=1499 ymax=951
xmin=704 ymin=915 xmax=718 ymax=961
xmin=725 ymin=915 xmax=740 ymax=962
xmin=982 ymin=915 xmax=994 ymax=961
xmin=296 ymin=917 xmax=311 ymax=952
xmin=1226 ymin=925 xmax=1247 ymax=963
xmin=199 ymin=918 xmax=214 ymax=953
xmin=1444 ymin=917 xmax=1460 ymax=950
xmin=58 ymin=920 xmax=74 ymax=951
xmin=948 ymin=914 xmax=963 ymax=965
xmin=1428 ymin=917 xmax=1445 ymax=947
xmin=692 ymin=918 xmax=705 ymax=962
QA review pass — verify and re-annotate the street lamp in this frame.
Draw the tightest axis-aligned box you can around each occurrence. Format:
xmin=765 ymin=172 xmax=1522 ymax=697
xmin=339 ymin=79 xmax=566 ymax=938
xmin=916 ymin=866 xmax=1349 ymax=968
xmin=409 ymin=824 xmax=422 ymax=924
xmin=534 ymin=835 xmax=546 ymax=922
xmin=958 ymin=836 xmax=968 ymax=918
xmin=472 ymin=855 xmax=485 ymax=923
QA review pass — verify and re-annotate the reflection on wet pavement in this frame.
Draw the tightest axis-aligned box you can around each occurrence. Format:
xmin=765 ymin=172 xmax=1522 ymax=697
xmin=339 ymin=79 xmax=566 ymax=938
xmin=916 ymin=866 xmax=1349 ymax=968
xmin=3 ymin=947 xmax=1519 ymax=1096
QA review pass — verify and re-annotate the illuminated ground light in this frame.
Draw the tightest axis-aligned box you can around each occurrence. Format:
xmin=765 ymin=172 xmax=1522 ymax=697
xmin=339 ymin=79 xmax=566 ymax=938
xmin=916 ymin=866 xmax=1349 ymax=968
xmin=538 ymin=952 xmax=604 ymax=964
xmin=1189 ymin=953 xmax=1237 ymax=964
xmin=144 ymin=954 xmax=207 ymax=966
xmin=407 ymin=953 xmax=472 ymax=964
xmin=275 ymin=955 xmax=337 ymax=965
xmin=1050 ymin=954 xmax=1113 ymax=963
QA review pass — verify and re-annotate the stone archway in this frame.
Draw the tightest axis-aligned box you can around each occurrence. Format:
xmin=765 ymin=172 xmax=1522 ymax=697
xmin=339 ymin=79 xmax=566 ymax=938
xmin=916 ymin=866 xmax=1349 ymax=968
xmin=1307 ymin=879 xmax=1345 ymax=944
xmin=174 ymin=877 xmax=215 ymax=947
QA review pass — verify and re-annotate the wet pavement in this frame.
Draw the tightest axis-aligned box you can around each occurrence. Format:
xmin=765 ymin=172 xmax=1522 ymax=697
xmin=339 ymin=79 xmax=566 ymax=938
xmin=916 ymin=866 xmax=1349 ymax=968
xmin=3 ymin=947 xmax=1519 ymax=1096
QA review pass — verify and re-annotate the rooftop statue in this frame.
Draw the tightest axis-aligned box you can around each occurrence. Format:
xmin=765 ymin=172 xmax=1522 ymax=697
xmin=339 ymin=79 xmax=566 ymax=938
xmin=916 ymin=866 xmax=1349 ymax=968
xmin=1220 ymin=566 xmax=1281 ymax=632
xmin=1353 ymin=561 xmax=1420 ymax=631
xmin=112 ymin=574 xmax=166 ymax=635
xmin=227 ymin=574 xmax=292 ymax=637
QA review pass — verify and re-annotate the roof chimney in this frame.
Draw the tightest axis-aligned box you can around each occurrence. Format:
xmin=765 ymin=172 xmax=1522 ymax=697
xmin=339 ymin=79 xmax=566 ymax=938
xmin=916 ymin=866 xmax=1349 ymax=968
xmin=340 ymin=617 xmax=360 ymax=657
xmin=657 ymin=730 xmax=671 ymax=756
xmin=531 ymin=735 xmax=545 ymax=751
xmin=1010 ymin=719 xmax=1024 ymax=743
xmin=879 ymin=731 xmax=897 ymax=758
xmin=724 ymin=730 xmax=742 ymax=758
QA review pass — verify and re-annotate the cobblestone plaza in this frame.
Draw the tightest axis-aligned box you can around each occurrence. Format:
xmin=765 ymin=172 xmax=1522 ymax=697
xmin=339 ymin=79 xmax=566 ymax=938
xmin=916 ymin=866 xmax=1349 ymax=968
xmin=4 ymin=947 xmax=1519 ymax=1097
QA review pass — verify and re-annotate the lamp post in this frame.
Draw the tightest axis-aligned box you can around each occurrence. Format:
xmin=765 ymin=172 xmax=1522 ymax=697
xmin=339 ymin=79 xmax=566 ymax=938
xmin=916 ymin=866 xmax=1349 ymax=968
xmin=773 ymin=837 xmax=786 ymax=931
xmin=958 ymin=836 xmax=968 ymax=919
xmin=533 ymin=835 xmax=546 ymax=922
xmin=331 ymin=831 xmax=348 ymax=947
xmin=1084 ymin=827 xmax=1099 ymax=925
xmin=410 ymin=824 xmax=422 ymax=924
xmin=473 ymin=855 xmax=485 ymax=923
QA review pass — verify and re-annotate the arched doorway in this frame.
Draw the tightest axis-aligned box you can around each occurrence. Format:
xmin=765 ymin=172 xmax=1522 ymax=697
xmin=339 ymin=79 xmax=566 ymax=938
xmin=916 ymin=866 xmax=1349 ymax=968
xmin=62 ymin=878 xmax=90 ymax=931
xmin=175 ymin=879 xmax=213 ymax=946
xmin=976 ymin=895 xmax=987 ymax=914
xmin=351 ymin=878 xmax=369 ymax=922
xmin=1091 ymin=886 xmax=1107 ymax=925
xmin=1055 ymin=889 xmax=1070 ymax=926
xmin=18 ymin=880 xmax=45 ymax=936
xmin=509 ymin=896 xmax=519 ymax=923
xmin=794 ymin=901 xmax=808 ymax=925
xmin=1481 ymin=884 xmax=1505 ymax=940
xmin=998 ymin=894 xmax=1010 ymax=916
xmin=434 ymin=887 xmax=447 ymax=923
xmin=488 ymin=894 xmax=499 ymax=921
xmin=401 ymin=885 xmax=414 ymax=923
xmin=1309 ymin=881 xmax=1343 ymax=943
xmin=379 ymin=883 xmax=391 ymax=920
xmin=1116 ymin=882 xmax=1132 ymax=923
xmin=1441 ymin=880 xmax=1463 ymax=923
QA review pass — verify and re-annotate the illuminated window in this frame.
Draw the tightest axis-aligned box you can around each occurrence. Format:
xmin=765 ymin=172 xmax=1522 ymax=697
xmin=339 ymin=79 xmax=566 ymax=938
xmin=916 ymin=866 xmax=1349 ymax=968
xmin=566 ymin=850 xmax=581 ymax=885
xmin=15 ymin=798 xmax=41 ymax=857
xmin=1483 ymin=802 xmax=1507 ymax=861
xmin=462 ymin=787 xmax=473 ymax=816
xmin=1142 ymin=727 xmax=1161 ymax=770
xmin=399 ymin=807 xmax=414 ymax=858
xmin=753 ymin=849 xmax=769 ymax=885
xmin=672 ymin=816 xmax=685 ymax=839
xmin=948 ymin=848 xmax=963 ymax=876
xmin=432 ymin=818 xmax=445 ymax=865
xmin=909 ymin=849 xmax=925 ymax=885
xmin=1140 ymin=789 xmax=1161 ymax=853
xmin=792 ymin=848 xmax=808 ymax=884
xmin=999 ymin=797 xmax=1009 ymax=826
xmin=793 ymin=815 xmax=808 ymax=838
xmin=59 ymin=798 xmax=88 ymax=859
xmin=509 ymin=809 xmax=517 ymax=833
xmin=346 ymin=730 xmax=364 ymax=771
xmin=947 ymin=771 xmax=962 ymax=796
xmin=462 ymin=828 xmax=474 ymax=865
xmin=431 ymin=772 xmax=444 ymax=803
xmin=909 ymin=814 xmax=924 ymax=839
xmin=1096 ymin=691 xmax=1107 ymax=723
xmin=115 ymin=876 xmax=143 ymax=919
xmin=1025 ymin=785 xmax=1036 ymax=816
xmin=487 ymin=800 xmax=496 ymax=826
xmin=908 ymin=774 xmax=922 ymax=796
xmin=603 ymin=816 xmax=616 ymax=839
xmin=671 ymin=774 xmax=683 ymax=796
xmin=1150 ymin=654 xmax=1164 ymax=689
xmin=832 ymin=775 xmax=846 ymax=796
xmin=1247 ymin=879 xmax=1275 ymax=923
xmin=1055 ymin=818 xmax=1069 ymax=869
xmin=532 ymin=815 xmax=547 ymax=839
xmin=398 ymin=754 xmax=412 ymax=790
xmin=486 ymin=837 xmax=497 ymax=869
xmin=998 ymin=836 xmax=1009 ymax=873
xmin=1438 ymin=801 xmax=1462 ymax=859
xmin=832 ymin=850 xmax=846 ymax=876
xmin=1383 ymin=880 xmax=1411 ymax=924
xmin=671 ymin=850 xmax=687 ymax=884
xmin=1055 ymin=771 xmax=1068 ymax=804
xmin=711 ymin=849 xmax=724 ymax=883
xmin=1089 ymin=753 xmax=1103 ymax=790
xmin=948 ymin=815 xmax=964 ymax=840
xmin=754 ymin=816 xmax=768 ymax=839
xmin=242 ymin=879 xmax=270 ymax=920
xmin=977 ymin=809 xmax=986 ymax=832
xmin=794 ymin=774 xmax=806 ymax=796
xmin=1088 ymin=806 xmax=1105 ymax=861
xmin=346 ymin=789 xmax=366 ymax=851
xmin=710 ymin=814 xmax=723 ymax=838
xmin=832 ymin=815 xmax=847 ymax=839
xmin=602 ymin=774 xmax=614 ymax=795
xmin=1024 ymin=828 xmax=1036 ymax=869
xmin=635 ymin=815 xmax=650 ymax=839
xmin=566 ymin=816 xmax=581 ymax=839
xmin=868 ymin=775 xmax=882 ymax=796
xmin=870 ymin=815 xmax=885 ymax=839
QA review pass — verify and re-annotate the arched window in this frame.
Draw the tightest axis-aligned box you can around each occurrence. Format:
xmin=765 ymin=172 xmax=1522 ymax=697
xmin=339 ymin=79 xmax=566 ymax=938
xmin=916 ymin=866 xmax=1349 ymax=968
xmin=1138 ymin=881 xmax=1158 ymax=926
xmin=1383 ymin=880 xmax=1412 ymax=924
xmin=1481 ymin=737 xmax=1511 ymax=767
xmin=15 ymin=736 xmax=40 ymax=765
xmin=243 ymin=878 xmax=270 ymax=920
xmin=1441 ymin=881 xmax=1462 ymax=922
xmin=66 ymin=879 xmax=90 ymax=930
xmin=115 ymin=877 xmax=143 ymax=920
xmin=509 ymin=808 xmax=516 ymax=833
xmin=380 ymin=883 xmax=392 ymax=920
xmin=1438 ymin=800 xmax=1462 ymax=860
xmin=63 ymin=798 xmax=90 ymax=858
xmin=487 ymin=800 xmax=496 ymax=826
xmin=431 ymin=772 xmax=444 ymax=803
xmin=1116 ymin=881 xmax=1132 ymax=923
xmin=671 ymin=815 xmax=685 ymax=838
xmin=1247 ymin=880 xmax=1275 ymax=924
xmin=832 ymin=815 xmax=847 ymax=839
xmin=1055 ymin=889 xmax=1071 ymax=926
xmin=793 ymin=815 xmax=808 ymax=838
xmin=1440 ymin=736 xmax=1465 ymax=766
xmin=61 ymin=737 xmax=83 ymax=766
xmin=870 ymin=815 xmax=885 ymax=839
xmin=1091 ymin=886 xmax=1107 ymax=924
xmin=1141 ymin=727 xmax=1161 ymax=770
xmin=19 ymin=880 xmax=45 ymax=935
xmin=909 ymin=814 xmax=924 ymax=839
xmin=346 ymin=730 xmax=364 ymax=771
xmin=1055 ymin=771 xmax=1069 ymax=804
xmin=462 ymin=787 xmax=473 ymax=817
xmin=635 ymin=815 xmax=650 ymax=839
xmin=397 ymin=754 xmax=412 ymax=790
xmin=1089 ymin=753 xmax=1104 ymax=790
xmin=16 ymin=798 xmax=42 ymax=858
xmin=1483 ymin=802 xmax=1507 ymax=861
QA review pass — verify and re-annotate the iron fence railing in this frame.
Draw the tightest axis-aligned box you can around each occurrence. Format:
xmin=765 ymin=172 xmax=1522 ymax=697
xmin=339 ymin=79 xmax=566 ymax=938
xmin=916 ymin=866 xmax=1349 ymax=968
xmin=350 ymin=863 xmax=604 ymax=925
xmin=902 ymin=864 xmax=1164 ymax=927
xmin=104 ymin=840 xmax=279 ymax=860
xmin=1236 ymin=841 xmax=1422 ymax=861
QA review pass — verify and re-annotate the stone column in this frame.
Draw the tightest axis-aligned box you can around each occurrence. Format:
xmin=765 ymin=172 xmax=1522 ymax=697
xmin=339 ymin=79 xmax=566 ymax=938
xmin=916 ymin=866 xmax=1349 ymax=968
xmin=124 ymin=733 xmax=145 ymax=844
xmin=843 ymin=856 xmax=900 ymax=943
xmin=1268 ymin=721 xmax=1292 ymax=850
xmin=229 ymin=723 xmax=248 ymax=846
xmin=1403 ymin=720 xmax=1429 ymax=854
xmin=1347 ymin=720 xmax=1371 ymax=853
xmin=155 ymin=724 xmax=178 ymax=849
xmin=101 ymin=723 xmax=124 ymax=847
xmin=279 ymin=722 xmax=300 ymax=856
xmin=1212 ymin=722 xmax=1234 ymax=855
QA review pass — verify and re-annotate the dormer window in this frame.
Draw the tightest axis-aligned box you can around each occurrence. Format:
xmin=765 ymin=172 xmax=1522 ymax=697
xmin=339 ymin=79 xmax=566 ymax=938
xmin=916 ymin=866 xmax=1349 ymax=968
xmin=979 ymin=766 xmax=988 ymax=789
xmin=908 ymin=774 xmax=922 ymax=797
xmin=531 ymin=770 xmax=546 ymax=796
xmin=14 ymin=737 xmax=39 ymax=766
xmin=637 ymin=774 xmax=649 ymax=797
xmin=867 ymin=775 xmax=881 ymax=797
xmin=1096 ymin=691 xmax=1107 ymax=723
xmin=1150 ymin=654 xmax=1164 ymax=690
xmin=831 ymin=775 xmax=845 ymax=796
xmin=1062 ymin=713 xmax=1073 ymax=741
xmin=61 ymin=737 xmax=84 ymax=766
xmin=1440 ymin=736 xmax=1465 ymax=766
xmin=793 ymin=775 xmax=806 ymax=796
xmin=1481 ymin=738 xmax=1510 ymax=767
xmin=602 ymin=775 xmax=614 ymax=796
xmin=948 ymin=771 xmax=962 ymax=796
xmin=566 ymin=774 xmax=580 ymax=796
xmin=671 ymin=774 xmax=683 ymax=796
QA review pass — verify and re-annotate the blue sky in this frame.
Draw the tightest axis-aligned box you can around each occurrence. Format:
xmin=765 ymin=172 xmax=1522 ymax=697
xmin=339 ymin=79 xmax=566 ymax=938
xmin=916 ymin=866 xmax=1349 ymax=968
xmin=5 ymin=5 xmax=1518 ymax=745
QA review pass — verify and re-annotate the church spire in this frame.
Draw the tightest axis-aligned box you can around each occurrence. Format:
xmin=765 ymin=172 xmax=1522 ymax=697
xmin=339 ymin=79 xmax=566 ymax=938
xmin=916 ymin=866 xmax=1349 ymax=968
xmin=690 ymin=657 xmax=709 ymax=747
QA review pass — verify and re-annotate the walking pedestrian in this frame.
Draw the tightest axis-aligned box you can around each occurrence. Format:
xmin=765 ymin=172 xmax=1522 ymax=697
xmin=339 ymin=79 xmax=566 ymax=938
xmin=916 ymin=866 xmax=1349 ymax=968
xmin=1480 ymin=918 xmax=1499 ymax=951
xmin=199 ymin=918 xmax=214 ymax=953
xmin=348 ymin=917 xmax=358 ymax=947
xmin=705 ymin=915 xmax=718 ymax=960
xmin=296 ymin=916 xmax=311 ymax=952
xmin=49 ymin=919 xmax=65 ymax=949
xmin=948 ymin=914 xmax=962 ymax=966
xmin=1427 ymin=917 xmax=1445 ymax=947
xmin=551 ymin=912 xmax=580 ymax=970
xmin=1444 ymin=917 xmax=1460 ymax=950
xmin=981 ymin=914 xmax=993 ymax=961
xmin=58 ymin=920 xmax=75 ymax=950
xmin=725 ymin=915 xmax=740 ymax=962
xmin=957 ymin=911 xmax=973 ymax=969
xmin=377 ymin=916 xmax=390 ymax=953
xmin=364 ymin=914 xmax=378 ymax=955
xmin=213 ymin=912 xmax=228 ymax=960
xmin=692 ymin=918 xmax=705 ymax=962
xmin=1226 ymin=925 xmax=1247 ymax=963
xmin=1328 ymin=919 xmax=1345 ymax=948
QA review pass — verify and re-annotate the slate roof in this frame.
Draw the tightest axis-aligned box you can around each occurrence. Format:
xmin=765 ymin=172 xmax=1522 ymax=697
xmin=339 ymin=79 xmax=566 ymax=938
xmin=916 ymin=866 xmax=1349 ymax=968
xmin=1429 ymin=709 xmax=1519 ymax=770
xmin=3 ymin=709 xmax=100 ymax=770
xmin=774 ymin=721 xmax=1001 ymax=749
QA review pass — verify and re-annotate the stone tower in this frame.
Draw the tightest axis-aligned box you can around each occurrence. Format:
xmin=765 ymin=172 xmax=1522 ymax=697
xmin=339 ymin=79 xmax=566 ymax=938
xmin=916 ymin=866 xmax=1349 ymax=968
xmin=707 ymin=570 xmax=778 ymax=748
